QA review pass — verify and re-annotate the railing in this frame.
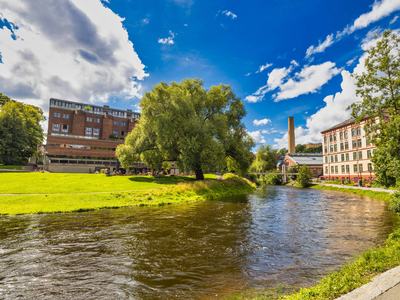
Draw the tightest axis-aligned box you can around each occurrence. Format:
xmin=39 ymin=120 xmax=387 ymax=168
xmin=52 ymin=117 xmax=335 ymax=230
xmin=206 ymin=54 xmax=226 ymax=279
xmin=50 ymin=133 xmax=123 ymax=142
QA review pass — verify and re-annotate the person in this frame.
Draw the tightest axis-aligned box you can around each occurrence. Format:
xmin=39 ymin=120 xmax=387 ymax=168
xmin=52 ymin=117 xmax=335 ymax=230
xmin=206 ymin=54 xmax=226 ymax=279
xmin=358 ymin=178 xmax=362 ymax=187
xmin=342 ymin=178 xmax=345 ymax=186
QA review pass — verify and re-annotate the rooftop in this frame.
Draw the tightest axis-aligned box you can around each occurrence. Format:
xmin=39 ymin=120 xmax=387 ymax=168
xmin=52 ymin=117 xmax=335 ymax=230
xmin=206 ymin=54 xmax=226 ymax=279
xmin=286 ymin=153 xmax=323 ymax=165
xmin=321 ymin=117 xmax=356 ymax=133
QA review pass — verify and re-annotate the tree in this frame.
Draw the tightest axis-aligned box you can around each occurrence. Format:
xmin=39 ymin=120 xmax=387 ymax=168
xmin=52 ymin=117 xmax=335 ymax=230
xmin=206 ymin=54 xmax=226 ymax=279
xmin=295 ymin=144 xmax=306 ymax=153
xmin=348 ymin=30 xmax=400 ymax=187
xmin=278 ymin=148 xmax=288 ymax=155
xmin=249 ymin=145 xmax=278 ymax=173
xmin=288 ymin=164 xmax=300 ymax=180
xmin=0 ymin=97 xmax=45 ymax=165
xmin=116 ymin=78 xmax=255 ymax=180
xmin=297 ymin=164 xmax=313 ymax=188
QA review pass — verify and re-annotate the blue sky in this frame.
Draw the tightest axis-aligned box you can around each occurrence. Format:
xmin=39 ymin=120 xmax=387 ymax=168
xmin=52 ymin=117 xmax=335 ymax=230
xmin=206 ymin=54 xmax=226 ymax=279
xmin=1 ymin=0 xmax=400 ymax=149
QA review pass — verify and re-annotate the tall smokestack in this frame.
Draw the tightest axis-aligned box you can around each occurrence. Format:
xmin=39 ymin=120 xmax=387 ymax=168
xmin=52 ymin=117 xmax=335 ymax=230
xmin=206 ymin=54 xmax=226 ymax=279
xmin=288 ymin=117 xmax=295 ymax=153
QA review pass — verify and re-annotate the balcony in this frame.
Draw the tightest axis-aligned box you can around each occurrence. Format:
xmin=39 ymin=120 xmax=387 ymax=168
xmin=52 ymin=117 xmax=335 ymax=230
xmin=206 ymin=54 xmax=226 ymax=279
xmin=50 ymin=133 xmax=124 ymax=142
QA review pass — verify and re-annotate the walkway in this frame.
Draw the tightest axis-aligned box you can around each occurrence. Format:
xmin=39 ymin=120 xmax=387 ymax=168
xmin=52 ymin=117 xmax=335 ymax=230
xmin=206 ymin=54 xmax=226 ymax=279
xmin=314 ymin=182 xmax=395 ymax=194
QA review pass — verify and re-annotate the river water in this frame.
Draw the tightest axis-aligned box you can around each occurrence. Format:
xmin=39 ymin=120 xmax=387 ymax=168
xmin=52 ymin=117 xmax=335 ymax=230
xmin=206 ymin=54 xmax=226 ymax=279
xmin=0 ymin=187 xmax=398 ymax=299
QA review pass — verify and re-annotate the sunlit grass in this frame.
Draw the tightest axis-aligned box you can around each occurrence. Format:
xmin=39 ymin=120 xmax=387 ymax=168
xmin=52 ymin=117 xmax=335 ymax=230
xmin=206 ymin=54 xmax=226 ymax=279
xmin=0 ymin=164 xmax=23 ymax=170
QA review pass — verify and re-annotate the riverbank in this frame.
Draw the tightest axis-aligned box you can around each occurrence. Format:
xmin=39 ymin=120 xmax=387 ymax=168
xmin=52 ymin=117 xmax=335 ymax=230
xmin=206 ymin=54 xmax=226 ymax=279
xmin=0 ymin=174 xmax=256 ymax=215
xmin=310 ymin=184 xmax=393 ymax=201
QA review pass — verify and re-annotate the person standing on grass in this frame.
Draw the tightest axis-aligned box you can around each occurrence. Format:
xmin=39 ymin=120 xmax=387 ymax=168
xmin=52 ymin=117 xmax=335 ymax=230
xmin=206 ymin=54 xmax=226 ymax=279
xmin=342 ymin=178 xmax=345 ymax=186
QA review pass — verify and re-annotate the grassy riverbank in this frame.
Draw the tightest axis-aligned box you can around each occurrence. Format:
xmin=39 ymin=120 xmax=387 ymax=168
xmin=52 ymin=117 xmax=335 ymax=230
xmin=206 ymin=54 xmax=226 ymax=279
xmin=0 ymin=174 xmax=256 ymax=215
xmin=310 ymin=184 xmax=392 ymax=201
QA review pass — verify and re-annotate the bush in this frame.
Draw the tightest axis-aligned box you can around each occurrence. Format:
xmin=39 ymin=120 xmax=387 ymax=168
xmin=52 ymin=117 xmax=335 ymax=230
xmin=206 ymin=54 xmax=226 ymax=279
xmin=297 ymin=164 xmax=313 ymax=188
xmin=288 ymin=164 xmax=300 ymax=180
xmin=389 ymin=191 xmax=400 ymax=212
xmin=263 ymin=174 xmax=283 ymax=185
xmin=247 ymin=173 xmax=257 ymax=183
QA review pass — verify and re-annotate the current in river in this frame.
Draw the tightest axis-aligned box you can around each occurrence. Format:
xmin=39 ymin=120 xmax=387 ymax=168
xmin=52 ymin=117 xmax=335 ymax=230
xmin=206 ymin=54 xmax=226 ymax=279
xmin=0 ymin=186 xmax=398 ymax=299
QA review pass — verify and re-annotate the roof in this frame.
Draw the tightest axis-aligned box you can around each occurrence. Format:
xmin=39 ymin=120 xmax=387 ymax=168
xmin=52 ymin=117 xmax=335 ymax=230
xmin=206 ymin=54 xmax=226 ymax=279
xmin=286 ymin=153 xmax=323 ymax=166
xmin=320 ymin=117 xmax=356 ymax=133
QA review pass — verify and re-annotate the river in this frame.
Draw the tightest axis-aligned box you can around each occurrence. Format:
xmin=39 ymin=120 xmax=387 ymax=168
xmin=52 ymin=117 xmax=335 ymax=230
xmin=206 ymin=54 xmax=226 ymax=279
xmin=0 ymin=186 xmax=398 ymax=299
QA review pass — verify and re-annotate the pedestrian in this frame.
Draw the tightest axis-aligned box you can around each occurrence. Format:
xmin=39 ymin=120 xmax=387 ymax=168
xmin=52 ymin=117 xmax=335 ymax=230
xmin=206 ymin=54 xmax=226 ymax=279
xmin=342 ymin=178 xmax=345 ymax=186
xmin=358 ymin=178 xmax=362 ymax=187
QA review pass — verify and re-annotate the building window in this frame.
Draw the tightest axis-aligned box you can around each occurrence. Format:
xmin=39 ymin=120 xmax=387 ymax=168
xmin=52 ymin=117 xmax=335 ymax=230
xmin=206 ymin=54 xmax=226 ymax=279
xmin=354 ymin=164 xmax=358 ymax=172
xmin=357 ymin=139 xmax=362 ymax=147
xmin=340 ymin=143 xmax=344 ymax=151
xmin=359 ymin=164 xmax=363 ymax=172
xmin=54 ymin=112 xmax=60 ymax=118
xmin=114 ymin=121 xmax=119 ymax=126
xmin=65 ymin=103 xmax=72 ymax=108
xmin=61 ymin=124 xmax=68 ymax=133
xmin=344 ymin=131 xmax=348 ymax=138
xmin=340 ymin=132 xmax=343 ymax=139
xmin=330 ymin=145 xmax=333 ymax=152
xmin=76 ymin=105 xmax=81 ymax=109
xmin=358 ymin=151 xmax=362 ymax=159
xmin=342 ymin=165 xmax=345 ymax=173
xmin=335 ymin=155 xmax=338 ymax=162
xmin=325 ymin=156 xmax=328 ymax=163
xmin=93 ymin=107 xmax=103 ymax=113
xmin=113 ymin=130 xmax=119 ymax=135
xmin=346 ymin=165 xmax=350 ymax=173
xmin=331 ymin=155 xmax=334 ymax=162
xmin=353 ymin=152 xmax=357 ymax=160
xmin=352 ymin=140 xmax=357 ymax=149
xmin=324 ymin=147 xmax=327 ymax=153
xmin=345 ymin=141 xmax=349 ymax=150
xmin=341 ymin=154 xmax=344 ymax=161
xmin=334 ymin=144 xmax=337 ymax=152
xmin=352 ymin=128 xmax=355 ymax=136
xmin=335 ymin=166 xmax=338 ymax=173
xmin=368 ymin=163 xmax=373 ymax=171
xmin=346 ymin=153 xmax=349 ymax=161
xmin=63 ymin=114 xmax=69 ymax=119
xmin=331 ymin=166 xmax=334 ymax=173
xmin=325 ymin=166 xmax=328 ymax=173
xmin=367 ymin=150 xmax=372 ymax=158
xmin=330 ymin=135 xmax=332 ymax=142
xmin=86 ymin=127 xmax=92 ymax=136
xmin=52 ymin=123 xmax=60 ymax=132
xmin=93 ymin=128 xmax=100 ymax=136
xmin=95 ymin=118 xmax=100 ymax=123
xmin=357 ymin=127 xmax=361 ymax=135
xmin=87 ymin=117 xmax=92 ymax=122
xmin=121 ymin=131 xmax=126 ymax=137
xmin=324 ymin=136 xmax=327 ymax=143
xmin=121 ymin=122 xmax=126 ymax=127
xmin=333 ymin=134 xmax=337 ymax=141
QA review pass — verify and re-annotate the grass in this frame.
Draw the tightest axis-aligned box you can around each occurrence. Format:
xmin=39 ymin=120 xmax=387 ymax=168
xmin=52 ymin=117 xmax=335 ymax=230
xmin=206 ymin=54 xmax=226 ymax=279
xmin=0 ymin=173 xmax=216 ymax=194
xmin=0 ymin=175 xmax=255 ymax=215
xmin=0 ymin=164 xmax=23 ymax=170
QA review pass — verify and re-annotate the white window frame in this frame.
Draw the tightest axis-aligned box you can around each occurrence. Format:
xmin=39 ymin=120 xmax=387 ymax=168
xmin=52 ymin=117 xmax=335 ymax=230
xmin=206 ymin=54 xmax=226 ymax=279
xmin=93 ymin=128 xmax=100 ymax=136
xmin=52 ymin=123 xmax=60 ymax=132
xmin=87 ymin=117 xmax=92 ymax=122
xmin=86 ymin=127 xmax=92 ymax=136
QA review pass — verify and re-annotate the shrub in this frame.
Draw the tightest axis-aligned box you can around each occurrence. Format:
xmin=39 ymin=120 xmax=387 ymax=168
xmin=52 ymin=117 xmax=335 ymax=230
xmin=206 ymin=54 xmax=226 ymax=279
xmin=288 ymin=164 xmax=300 ymax=180
xmin=263 ymin=174 xmax=283 ymax=185
xmin=389 ymin=190 xmax=400 ymax=212
xmin=247 ymin=173 xmax=257 ymax=183
xmin=297 ymin=164 xmax=313 ymax=188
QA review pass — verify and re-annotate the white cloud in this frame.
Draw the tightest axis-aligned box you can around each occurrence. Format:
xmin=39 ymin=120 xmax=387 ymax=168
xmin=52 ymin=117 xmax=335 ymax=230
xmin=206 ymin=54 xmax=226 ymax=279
xmin=253 ymin=118 xmax=271 ymax=126
xmin=346 ymin=56 xmax=358 ymax=66
xmin=305 ymin=34 xmax=334 ymax=59
xmin=390 ymin=15 xmax=399 ymax=24
xmin=255 ymin=62 xmax=273 ymax=73
xmin=261 ymin=129 xmax=269 ymax=134
xmin=245 ymin=72 xmax=251 ymax=76
xmin=221 ymin=10 xmax=237 ymax=19
xmin=142 ymin=18 xmax=149 ymax=24
xmin=0 ymin=0 xmax=147 ymax=112
xmin=158 ymin=30 xmax=175 ymax=45
xmin=248 ymin=130 xmax=266 ymax=144
xmin=274 ymin=62 xmax=341 ymax=101
xmin=184 ymin=23 xmax=188 ymax=26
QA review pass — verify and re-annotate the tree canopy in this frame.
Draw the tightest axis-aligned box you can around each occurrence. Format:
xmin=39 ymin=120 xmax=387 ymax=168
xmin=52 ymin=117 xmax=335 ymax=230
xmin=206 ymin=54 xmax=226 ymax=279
xmin=0 ymin=94 xmax=46 ymax=165
xmin=249 ymin=145 xmax=278 ymax=173
xmin=348 ymin=30 xmax=400 ymax=187
xmin=116 ymin=78 xmax=254 ymax=180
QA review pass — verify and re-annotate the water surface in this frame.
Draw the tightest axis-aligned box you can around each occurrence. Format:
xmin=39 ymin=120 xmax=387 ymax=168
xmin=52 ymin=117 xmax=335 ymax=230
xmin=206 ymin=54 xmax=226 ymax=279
xmin=0 ymin=187 xmax=398 ymax=299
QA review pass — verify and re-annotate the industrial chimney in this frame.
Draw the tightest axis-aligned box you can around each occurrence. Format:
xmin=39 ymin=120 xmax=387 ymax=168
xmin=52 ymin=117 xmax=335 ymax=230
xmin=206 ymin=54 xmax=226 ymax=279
xmin=288 ymin=117 xmax=295 ymax=153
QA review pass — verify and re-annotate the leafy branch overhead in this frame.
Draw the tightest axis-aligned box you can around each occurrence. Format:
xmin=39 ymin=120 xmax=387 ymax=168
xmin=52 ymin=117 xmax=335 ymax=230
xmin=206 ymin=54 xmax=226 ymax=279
xmin=116 ymin=78 xmax=255 ymax=180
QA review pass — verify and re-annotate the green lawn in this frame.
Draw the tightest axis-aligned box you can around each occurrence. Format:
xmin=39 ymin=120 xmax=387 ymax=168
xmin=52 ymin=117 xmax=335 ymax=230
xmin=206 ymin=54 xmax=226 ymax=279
xmin=0 ymin=164 xmax=23 ymax=170
xmin=0 ymin=173 xmax=217 ymax=194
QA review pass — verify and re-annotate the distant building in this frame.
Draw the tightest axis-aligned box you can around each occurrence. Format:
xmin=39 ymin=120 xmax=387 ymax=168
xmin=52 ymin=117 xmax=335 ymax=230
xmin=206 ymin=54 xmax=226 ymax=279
xmin=278 ymin=153 xmax=323 ymax=178
xmin=305 ymin=143 xmax=322 ymax=149
xmin=321 ymin=117 xmax=377 ymax=181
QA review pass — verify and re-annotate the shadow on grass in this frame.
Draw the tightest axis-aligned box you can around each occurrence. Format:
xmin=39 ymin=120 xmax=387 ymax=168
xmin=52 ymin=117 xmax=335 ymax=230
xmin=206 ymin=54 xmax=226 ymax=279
xmin=127 ymin=175 xmax=197 ymax=185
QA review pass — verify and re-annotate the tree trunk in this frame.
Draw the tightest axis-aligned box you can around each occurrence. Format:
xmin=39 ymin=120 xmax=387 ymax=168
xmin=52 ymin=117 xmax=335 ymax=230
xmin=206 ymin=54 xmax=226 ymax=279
xmin=195 ymin=168 xmax=204 ymax=180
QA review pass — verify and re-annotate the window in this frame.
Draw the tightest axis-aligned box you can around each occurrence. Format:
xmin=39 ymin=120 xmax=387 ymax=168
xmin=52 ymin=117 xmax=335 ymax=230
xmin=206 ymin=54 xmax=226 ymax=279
xmin=95 ymin=118 xmax=100 ymax=123
xmin=334 ymin=144 xmax=337 ymax=152
xmin=335 ymin=155 xmax=338 ymax=162
xmin=352 ymin=128 xmax=355 ymax=136
xmin=346 ymin=165 xmax=350 ymax=172
xmin=324 ymin=136 xmax=327 ymax=143
xmin=342 ymin=165 xmax=345 ymax=173
xmin=335 ymin=166 xmax=338 ymax=173
xmin=113 ymin=130 xmax=119 ymax=135
xmin=114 ymin=121 xmax=119 ymax=126
xmin=340 ymin=143 xmax=344 ymax=151
xmin=367 ymin=150 xmax=372 ymax=158
xmin=354 ymin=164 xmax=358 ymax=172
xmin=340 ymin=132 xmax=343 ymax=139
xmin=352 ymin=140 xmax=356 ymax=149
xmin=54 ymin=112 xmax=60 ymax=118
xmin=341 ymin=154 xmax=344 ymax=161
xmin=121 ymin=122 xmax=126 ymax=127
xmin=330 ymin=145 xmax=333 ymax=152
xmin=86 ymin=127 xmax=92 ymax=136
xmin=76 ymin=105 xmax=81 ymax=109
xmin=121 ymin=131 xmax=126 ymax=137
xmin=333 ymin=134 xmax=337 ymax=141
xmin=325 ymin=166 xmax=328 ymax=173
xmin=331 ymin=155 xmax=334 ymax=162
xmin=346 ymin=153 xmax=349 ymax=161
xmin=359 ymin=164 xmax=363 ymax=172
xmin=325 ymin=156 xmax=328 ymax=163
xmin=353 ymin=152 xmax=357 ymax=160
xmin=344 ymin=131 xmax=348 ymax=138
xmin=357 ymin=127 xmax=361 ymax=135
xmin=357 ymin=139 xmax=362 ymax=147
xmin=358 ymin=151 xmax=362 ymax=159
xmin=61 ymin=124 xmax=68 ymax=133
xmin=368 ymin=163 xmax=373 ymax=171
xmin=93 ymin=128 xmax=100 ymax=136
xmin=63 ymin=114 xmax=69 ymax=119
xmin=324 ymin=147 xmax=327 ymax=153
xmin=345 ymin=141 xmax=349 ymax=150
xmin=93 ymin=107 xmax=103 ymax=113
xmin=331 ymin=166 xmax=334 ymax=173
xmin=330 ymin=135 xmax=333 ymax=142
xmin=52 ymin=123 xmax=60 ymax=132
xmin=87 ymin=117 xmax=92 ymax=122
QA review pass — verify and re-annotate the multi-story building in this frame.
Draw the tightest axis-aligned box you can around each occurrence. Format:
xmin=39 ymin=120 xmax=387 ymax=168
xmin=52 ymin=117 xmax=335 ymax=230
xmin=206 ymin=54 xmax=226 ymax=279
xmin=46 ymin=98 xmax=142 ymax=173
xmin=321 ymin=117 xmax=377 ymax=181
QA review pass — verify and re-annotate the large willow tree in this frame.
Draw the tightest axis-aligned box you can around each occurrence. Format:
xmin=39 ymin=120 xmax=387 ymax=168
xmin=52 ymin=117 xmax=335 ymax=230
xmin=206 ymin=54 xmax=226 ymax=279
xmin=116 ymin=78 xmax=254 ymax=180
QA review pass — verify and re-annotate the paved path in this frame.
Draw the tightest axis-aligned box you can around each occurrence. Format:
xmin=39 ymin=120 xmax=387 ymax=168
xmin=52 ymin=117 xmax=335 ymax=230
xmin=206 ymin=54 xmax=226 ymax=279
xmin=314 ymin=182 xmax=395 ymax=194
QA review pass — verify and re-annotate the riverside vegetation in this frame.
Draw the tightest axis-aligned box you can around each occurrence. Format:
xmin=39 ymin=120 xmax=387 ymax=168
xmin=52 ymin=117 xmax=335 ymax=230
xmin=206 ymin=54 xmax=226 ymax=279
xmin=0 ymin=173 xmax=256 ymax=215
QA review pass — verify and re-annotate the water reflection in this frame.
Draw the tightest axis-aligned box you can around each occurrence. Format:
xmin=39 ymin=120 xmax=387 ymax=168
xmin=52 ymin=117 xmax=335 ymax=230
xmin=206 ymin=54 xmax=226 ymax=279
xmin=0 ymin=187 xmax=398 ymax=299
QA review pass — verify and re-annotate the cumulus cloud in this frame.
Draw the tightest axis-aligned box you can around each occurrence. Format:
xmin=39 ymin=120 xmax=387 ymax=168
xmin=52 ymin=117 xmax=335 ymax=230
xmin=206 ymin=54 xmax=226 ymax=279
xmin=248 ymin=130 xmax=266 ymax=144
xmin=305 ymin=34 xmax=334 ymax=59
xmin=221 ymin=10 xmax=237 ymax=19
xmin=253 ymin=118 xmax=271 ymax=126
xmin=255 ymin=62 xmax=273 ymax=73
xmin=158 ymin=30 xmax=175 ymax=45
xmin=0 ymin=0 xmax=147 ymax=111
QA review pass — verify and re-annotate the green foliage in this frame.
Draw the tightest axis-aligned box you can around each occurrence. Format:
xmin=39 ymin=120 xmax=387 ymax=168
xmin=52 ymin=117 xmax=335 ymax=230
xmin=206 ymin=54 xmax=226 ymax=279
xmin=262 ymin=172 xmax=283 ymax=186
xmin=310 ymin=185 xmax=392 ymax=201
xmin=116 ymin=78 xmax=254 ymax=180
xmin=348 ymin=30 xmax=400 ymax=188
xmin=249 ymin=145 xmax=278 ymax=173
xmin=0 ymin=96 xmax=45 ymax=165
xmin=389 ymin=190 xmax=400 ymax=212
xmin=109 ymin=133 xmax=118 ymax=140
xmin=278 ymin=148 xmax=288 ymax=155
xmin=297 ymin=164 xmax=313 ymax=188
xmin=0 ymin=164 xmax=23 ymax=170
xmin=287 ymin=164 xmax=300 ymax=180
xmin=83 ymin=105 xmax=92 ymax=111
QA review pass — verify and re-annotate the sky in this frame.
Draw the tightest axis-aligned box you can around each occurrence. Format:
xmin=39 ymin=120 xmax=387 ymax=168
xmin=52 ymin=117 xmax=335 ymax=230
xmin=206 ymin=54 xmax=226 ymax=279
xmin=1 ymin=0 xmax=400 ymax=150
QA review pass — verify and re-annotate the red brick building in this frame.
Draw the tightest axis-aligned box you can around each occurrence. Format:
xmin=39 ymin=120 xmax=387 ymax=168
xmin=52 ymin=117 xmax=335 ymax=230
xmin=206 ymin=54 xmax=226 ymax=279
xmin=46 ymin=98 xmax=144 ymax=173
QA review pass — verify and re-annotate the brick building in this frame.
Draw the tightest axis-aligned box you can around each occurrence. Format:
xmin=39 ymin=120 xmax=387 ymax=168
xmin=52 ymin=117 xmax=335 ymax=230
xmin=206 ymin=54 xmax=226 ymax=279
xmin=45 ymin=98 xmax=145 ymax=173
xmin=278 ymin=153 xmax=323 ymax=178
xmin=321 ymin=117 xmax=377 ymax=181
